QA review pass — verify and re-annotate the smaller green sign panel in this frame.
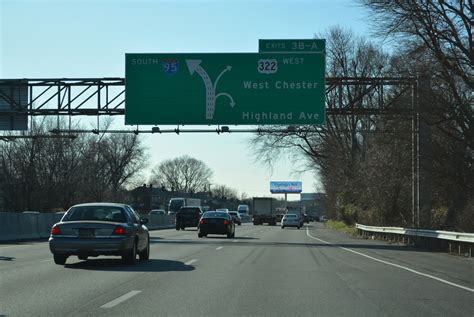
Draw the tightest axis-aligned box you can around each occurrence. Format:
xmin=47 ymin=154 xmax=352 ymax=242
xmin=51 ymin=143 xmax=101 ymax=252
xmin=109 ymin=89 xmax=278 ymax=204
xmin=259 ymin=39 xmax=325 ymax=53
xmin=125 ymin=53 xmax=325 ymax=125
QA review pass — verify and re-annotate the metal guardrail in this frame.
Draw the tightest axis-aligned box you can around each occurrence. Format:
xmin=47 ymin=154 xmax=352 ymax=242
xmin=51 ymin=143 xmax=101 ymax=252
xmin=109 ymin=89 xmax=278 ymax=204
xmin=356 ymin=224 xmax=474 ymax=243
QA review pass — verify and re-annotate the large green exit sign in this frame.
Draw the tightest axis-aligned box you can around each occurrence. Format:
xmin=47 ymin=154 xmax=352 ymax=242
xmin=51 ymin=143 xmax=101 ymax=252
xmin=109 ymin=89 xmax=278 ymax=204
xmin=125 ymin=53 xmax=325 ymax=125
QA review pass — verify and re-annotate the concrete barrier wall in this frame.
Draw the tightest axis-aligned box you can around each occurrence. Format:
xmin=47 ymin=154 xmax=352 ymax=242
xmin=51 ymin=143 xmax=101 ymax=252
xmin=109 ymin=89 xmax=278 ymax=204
xmin=19 ymin=212 xmax=40 ymax=240
xmin=0 ymin=213 xmax=20 ymax=241
xmin=0 ymin=212 xmax=176 ymax=242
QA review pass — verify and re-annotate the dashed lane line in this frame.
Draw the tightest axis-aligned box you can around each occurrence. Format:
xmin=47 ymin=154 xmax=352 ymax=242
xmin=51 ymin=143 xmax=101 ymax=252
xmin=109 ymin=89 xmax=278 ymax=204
xmin=185 ymin=259 xmax=198 ymax=266
xmin=100 ymin=290 xmax=142 ymax=309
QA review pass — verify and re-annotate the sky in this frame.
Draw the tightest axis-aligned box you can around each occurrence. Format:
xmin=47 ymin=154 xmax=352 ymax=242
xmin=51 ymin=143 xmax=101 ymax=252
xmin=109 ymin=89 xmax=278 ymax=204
xmin=0 ymin=0 xmax=371 ymax=200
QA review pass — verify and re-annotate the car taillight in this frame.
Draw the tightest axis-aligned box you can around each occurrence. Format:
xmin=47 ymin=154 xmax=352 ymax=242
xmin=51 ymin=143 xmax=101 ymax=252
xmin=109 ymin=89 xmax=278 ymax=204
xmin=199 ymin=219 xmax=205 ymax=225
xmin=51 ymin=225 xmax=61 ymax=235
xmin=112 ymin=226 xmax=126 ymax=235
xmin=223 ymin=220 xmax=230 ymax=225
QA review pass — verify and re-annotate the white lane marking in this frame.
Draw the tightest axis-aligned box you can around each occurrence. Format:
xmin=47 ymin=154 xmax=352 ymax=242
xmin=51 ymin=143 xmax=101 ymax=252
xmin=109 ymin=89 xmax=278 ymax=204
xmin=216 ymin=246 xmax=223 ymax=250
xmin=100 ymin=290 xmax=142 ymax=308
xmin=40 ymin=259 xmax=52 ymax=263
xmin=185 ymin=259 xmax=198 ymax=266
xmin=306 ymin=227 xmax=474 ymax=293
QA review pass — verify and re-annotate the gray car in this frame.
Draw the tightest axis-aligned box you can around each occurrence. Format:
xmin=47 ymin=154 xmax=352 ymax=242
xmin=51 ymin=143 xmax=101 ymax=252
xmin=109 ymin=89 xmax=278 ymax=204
xmin=49 ymin=202 xmax=150 ymax=265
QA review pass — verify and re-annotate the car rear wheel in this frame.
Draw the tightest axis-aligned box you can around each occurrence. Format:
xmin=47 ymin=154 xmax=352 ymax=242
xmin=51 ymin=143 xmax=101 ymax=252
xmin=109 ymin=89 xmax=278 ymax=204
xmin=281 ymin=226 xmax=285 ymax=229
xmin=138 ymin=237 xmax=150 ymax=260
xmin=176 ymin=226 xmax=180 ymax=231
xmin=123 ymin=241 xmax=137 ymax=265
xmin=53 ymin=254 xmax=67 ymax=265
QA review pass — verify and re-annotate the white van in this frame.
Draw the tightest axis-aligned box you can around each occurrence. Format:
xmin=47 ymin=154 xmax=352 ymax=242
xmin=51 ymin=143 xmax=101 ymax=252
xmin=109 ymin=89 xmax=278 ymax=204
xmin=237 ymin=204 xmax=249 ymax=215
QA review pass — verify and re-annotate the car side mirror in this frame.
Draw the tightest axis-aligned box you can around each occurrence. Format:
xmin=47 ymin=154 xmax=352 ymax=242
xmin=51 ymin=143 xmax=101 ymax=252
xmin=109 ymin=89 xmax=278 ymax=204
xmin=141 ymin=218 xmax=149 ymax=224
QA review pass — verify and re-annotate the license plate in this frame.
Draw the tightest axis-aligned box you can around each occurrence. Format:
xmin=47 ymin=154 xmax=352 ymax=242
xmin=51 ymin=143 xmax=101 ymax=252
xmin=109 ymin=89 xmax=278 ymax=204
xmin=79 ymin=229 xmax=95 ymax=237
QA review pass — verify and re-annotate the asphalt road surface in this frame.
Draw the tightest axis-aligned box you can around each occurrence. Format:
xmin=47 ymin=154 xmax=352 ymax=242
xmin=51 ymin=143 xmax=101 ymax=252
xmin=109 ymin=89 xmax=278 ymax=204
xmin=1 ymin=223 xmax=473 ymax=317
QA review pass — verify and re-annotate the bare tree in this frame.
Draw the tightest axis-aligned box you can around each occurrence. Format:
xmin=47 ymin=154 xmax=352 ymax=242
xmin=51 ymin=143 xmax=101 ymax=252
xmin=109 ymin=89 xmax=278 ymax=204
xmin=250 ymin=27 xmax=394 ymax=222
xmin=212 ymin=184 xmax=239 ymax=200
xmin=149 ymin=155 xmax=213 ymax=194
xmin=361 ymin=0 xmax=473 ymax=149
xmin=0 ymin=118 xmax=148 ymax=211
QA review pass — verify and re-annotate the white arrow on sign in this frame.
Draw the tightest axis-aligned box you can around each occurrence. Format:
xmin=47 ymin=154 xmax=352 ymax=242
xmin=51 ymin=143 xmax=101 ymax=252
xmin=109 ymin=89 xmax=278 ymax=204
xmin=186 ymin=59 xmax=235 ymax=120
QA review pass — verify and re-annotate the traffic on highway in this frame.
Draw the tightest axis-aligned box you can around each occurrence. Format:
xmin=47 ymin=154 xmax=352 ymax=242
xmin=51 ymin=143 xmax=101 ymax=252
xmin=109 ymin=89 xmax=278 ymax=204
xmin=1 ymin=1 xmax=472 ymax=316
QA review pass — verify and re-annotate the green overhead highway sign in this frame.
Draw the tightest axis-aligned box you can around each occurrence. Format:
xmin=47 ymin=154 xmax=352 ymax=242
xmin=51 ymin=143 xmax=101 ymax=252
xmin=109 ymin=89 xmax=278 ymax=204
xmin=125 ymin=53 xmax=325 ymax=125
xmin=259 ymin=39 xmax=325 ymax=53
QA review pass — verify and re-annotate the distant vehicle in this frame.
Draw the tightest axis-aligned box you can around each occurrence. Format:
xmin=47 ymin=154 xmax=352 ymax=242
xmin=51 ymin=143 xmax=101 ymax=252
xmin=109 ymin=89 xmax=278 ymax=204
xmin=175 ymin=206 xmax=203 ymax=230
xmin=252 ymin=197 xmax=276 ymax=225
xmin=237 ymin=204 xmax=249 ymax=215
xmin=227 ymin=211 xmax=242 ymax=226
xmin=281 ymin=213 xmax=301 ymax=229
xmin=168 ymin=197 xmax=201 ymax=214
xmin=320 ymin=215 xmax=328 ymax=222
xmin=216 ymin=208 xmax=229 ymax=212
xmin=148 ymin=209 xmax=166 ymax=216
xmin=198 ymin=211 xmax=235 ymax=238
xmin=48 ymin=202 xmax=150 ymax=265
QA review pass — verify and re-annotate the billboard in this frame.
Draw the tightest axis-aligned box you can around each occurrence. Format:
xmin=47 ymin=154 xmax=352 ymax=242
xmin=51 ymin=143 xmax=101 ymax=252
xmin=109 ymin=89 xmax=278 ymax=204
xmin=270 ymin=181 xmax=302 ymax=194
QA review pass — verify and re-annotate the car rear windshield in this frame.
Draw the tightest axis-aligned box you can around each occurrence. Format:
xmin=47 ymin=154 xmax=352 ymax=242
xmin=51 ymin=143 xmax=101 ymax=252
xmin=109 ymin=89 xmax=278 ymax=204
xmin=285 ymin=214 xmax=298 ymax=218
xmin=203 ymin=212 xmax=229 ymax=219
xmin=63 ymin=206 xmax=127 ymax=222
xmin=179 ymin=208 xmax=201 ymax=213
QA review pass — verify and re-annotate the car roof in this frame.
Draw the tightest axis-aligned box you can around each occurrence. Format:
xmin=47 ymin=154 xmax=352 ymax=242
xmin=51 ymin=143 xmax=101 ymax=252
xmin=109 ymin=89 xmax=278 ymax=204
xmin=70 ymin=202 xmax=128 ymax=208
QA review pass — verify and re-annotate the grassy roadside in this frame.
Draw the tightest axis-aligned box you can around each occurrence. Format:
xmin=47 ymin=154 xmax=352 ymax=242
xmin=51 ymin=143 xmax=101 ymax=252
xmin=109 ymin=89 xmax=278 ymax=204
xmin=325 ymin=220 xmax=357 ymax=235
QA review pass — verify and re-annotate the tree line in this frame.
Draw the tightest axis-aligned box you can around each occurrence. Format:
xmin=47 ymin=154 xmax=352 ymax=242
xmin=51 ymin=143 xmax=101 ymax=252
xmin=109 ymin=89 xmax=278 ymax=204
xmin=251 ymin=1 xmax=472 ymax=231
xmin=0 ymin=119 xmax=147 ymax=212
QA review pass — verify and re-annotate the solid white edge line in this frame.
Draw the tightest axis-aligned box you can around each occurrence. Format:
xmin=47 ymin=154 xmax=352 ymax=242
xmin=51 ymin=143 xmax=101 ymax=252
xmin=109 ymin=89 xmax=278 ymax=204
xmin=306 ymin=227 xmax=474 ymax=293
xmin=216 ymin=246 xmax=223 ymax=250
xmin=40 ymin=259 xmax=53 ymax=262
xmin=100 ymin=290 xmax=142 ymax=308
xmin=185 ymin=259 xmax=198 ymax=266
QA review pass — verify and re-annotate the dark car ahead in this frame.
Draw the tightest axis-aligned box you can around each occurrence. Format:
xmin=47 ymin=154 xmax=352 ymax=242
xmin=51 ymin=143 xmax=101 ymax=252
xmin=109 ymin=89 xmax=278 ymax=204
xmin=49 ymin=203 xmax=150 ymax=265
xmin=175 ymin=206 xmax=202 ymax=230
xmin=227 ymin=211 xmax=242 ymax=226
xmin=198 ymin=211 xmax=235 ymax=238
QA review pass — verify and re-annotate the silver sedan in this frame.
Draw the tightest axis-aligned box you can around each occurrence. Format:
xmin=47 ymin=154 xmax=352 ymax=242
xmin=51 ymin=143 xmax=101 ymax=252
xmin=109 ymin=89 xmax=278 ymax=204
xmin=49 ymin=202 xmax=150 ymax=265
xmin=281 ymin=213 xmax=301 ymax=229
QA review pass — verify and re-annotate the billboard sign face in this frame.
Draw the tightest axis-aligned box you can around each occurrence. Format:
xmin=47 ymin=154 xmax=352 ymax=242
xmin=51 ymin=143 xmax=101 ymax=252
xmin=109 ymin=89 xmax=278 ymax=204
xmin=125 ymin=53 xmax=325 ymax=125
xmin=270 ymin=181 xmax=302 ymax=193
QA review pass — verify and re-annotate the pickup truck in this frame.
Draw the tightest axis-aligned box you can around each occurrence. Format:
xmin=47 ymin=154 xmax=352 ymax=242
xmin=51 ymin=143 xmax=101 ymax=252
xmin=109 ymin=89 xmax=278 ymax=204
xmin=175 ymin=206 xmax=203 ymax=230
